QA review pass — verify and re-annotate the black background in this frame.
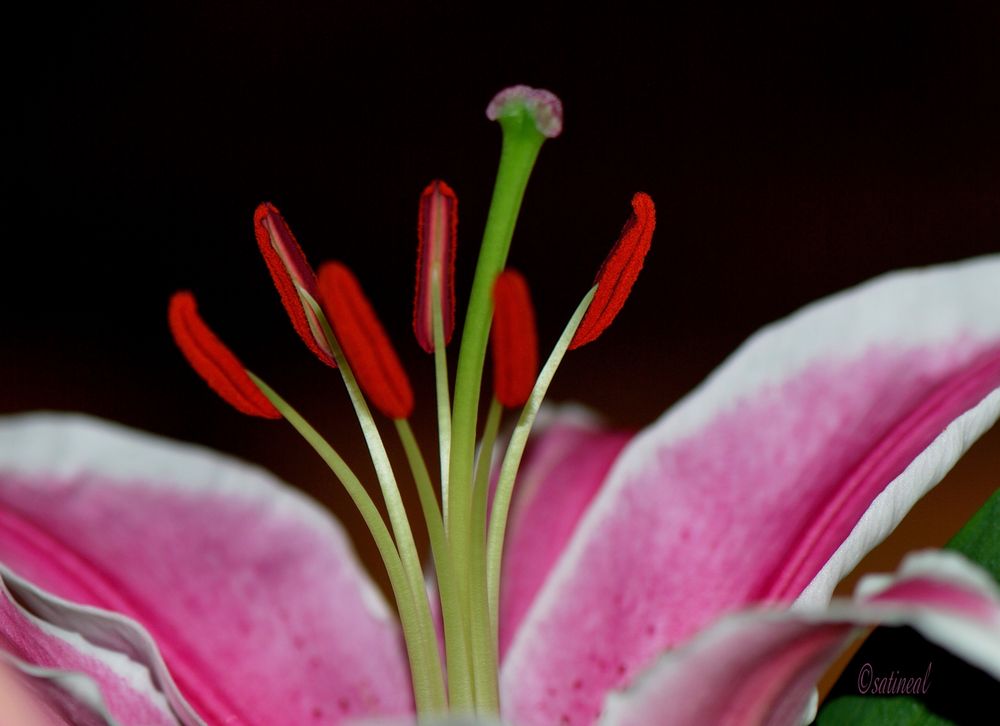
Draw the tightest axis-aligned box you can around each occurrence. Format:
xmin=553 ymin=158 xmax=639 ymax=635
xmin=7 ymin=2 xmax=1000 ymax=605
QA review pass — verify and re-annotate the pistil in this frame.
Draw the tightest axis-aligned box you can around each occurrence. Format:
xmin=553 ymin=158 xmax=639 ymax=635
xmin=447 ymin=93 xmax=562 ymax=702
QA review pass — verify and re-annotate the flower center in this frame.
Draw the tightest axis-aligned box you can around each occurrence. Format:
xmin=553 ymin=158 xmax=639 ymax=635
xmin=168 ymin=84 xmax=655 ymax=718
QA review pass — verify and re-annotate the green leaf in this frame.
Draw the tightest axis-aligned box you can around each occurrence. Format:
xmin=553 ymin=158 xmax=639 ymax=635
xmin=816 ymin=693 xmax=951 ymax=725
xmin=813 ymin=488 xmax=1000 ymax=725
xmin=945 ymin=487 xmax=1000 ymax=584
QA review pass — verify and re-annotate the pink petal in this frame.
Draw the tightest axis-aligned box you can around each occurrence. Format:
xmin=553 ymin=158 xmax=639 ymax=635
xmin=599 ymin=551 xmax=1000 ymax=726
xmin=503 ymin=256 xmax=1000 ymax=725
xmin=0 ymin=573 xmax=177 ymax=725
xmin=0 ymin=414 xmax=411 ymax=725
xmin=498 ymin=406 xmax=630 ymax=658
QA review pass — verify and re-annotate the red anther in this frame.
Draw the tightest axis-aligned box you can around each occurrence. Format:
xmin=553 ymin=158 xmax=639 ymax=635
xmin=254 ymin=202 xmax=336 ymax=367
xmin=168 ymin=291 xmax=280 ymax=419
xmin=413 ymin=180 xmax=458 ymax=353
xmin=491 ymin=270 xmax=538 ymax=408
xmin=570 ymin=192 xmax=656 ymax=350
xmin=317 ymin=262 xmax=414 ymax=419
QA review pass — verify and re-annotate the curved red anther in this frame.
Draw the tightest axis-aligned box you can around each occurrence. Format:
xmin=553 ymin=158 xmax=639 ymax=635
xmin=570 ymin=192 xmax=656 ymax=350
xmin=168 ymin=291 xmax=280 ymax=419
xmin=491 ymin=270 xmax=538 ymax=408
xmin=254 ymin=202 xmax=336 ymax=366
xmin=413 ymin=180 xmax=458 ymax=353
xmin=317 ymin=262 xmax=414 ymax=419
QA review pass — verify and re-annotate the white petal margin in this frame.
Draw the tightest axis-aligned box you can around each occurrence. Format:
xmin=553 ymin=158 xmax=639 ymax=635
xmin=0 ymin=574 xmax=176 ymax=725
xmin=1 ymin=565 xmax=203 ymax=725
xmin=598 ymin=550 xmax=1000 ymax=726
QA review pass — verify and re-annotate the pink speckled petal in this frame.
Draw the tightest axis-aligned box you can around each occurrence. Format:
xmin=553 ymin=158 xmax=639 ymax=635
xmin=498 ymin=406 xmax=630 ymax=657
xmin=0 ymin=572 xmax=176 ymax=725
xmin=599 ymin=551 xmax=1000 ymax=726
xmin=503 ymin=255 xmax=1000 ymax=725
xmin=0 ymin=414 xmax=411 ymax=725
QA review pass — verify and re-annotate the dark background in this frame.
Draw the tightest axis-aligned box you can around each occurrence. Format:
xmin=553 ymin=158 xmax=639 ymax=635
xmin=6 ymin=1 xmax=1000 ymax=618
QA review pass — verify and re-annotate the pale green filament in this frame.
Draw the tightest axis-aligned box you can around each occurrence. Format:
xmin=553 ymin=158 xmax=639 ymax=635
xmin=395 ymin=418 xmax=474 ymax=711
xmin=299 ymin=289 xmax=447 ymax=710
xmin=485 ymin=287 xmax=596 ymax=641
xmin=432 ymin=272 xmax=452 ymax=527
xmin=247 ymin=373 xmax=443 ymax=713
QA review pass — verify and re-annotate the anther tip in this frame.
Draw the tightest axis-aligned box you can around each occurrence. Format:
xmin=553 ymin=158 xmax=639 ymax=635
xmin=423 ymin=179 xmax=457 ymax=199
xmin=631 ymin=191 xmax=655 ymax=216
xmin=486 ymin=85 xmax=564 ymax=138
xmin=253 ymin=201 xmax=277 ymax=223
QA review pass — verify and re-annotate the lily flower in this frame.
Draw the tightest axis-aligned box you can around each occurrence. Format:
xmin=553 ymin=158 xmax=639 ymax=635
xmin=2 ymin=85 xmax=1000 ymax=725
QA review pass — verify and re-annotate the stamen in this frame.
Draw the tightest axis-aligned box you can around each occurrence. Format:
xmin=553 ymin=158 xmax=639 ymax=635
xmin=486 ymin=85 xmax=564 ymax=139
xmin=167 ymin=291 xmax=279 ymax=419
xmin=317 ymin=261 xmax=414 ymax=419
xmin=486 ymin=286 xmax=596 ymax=643
xmin=414 ymin=180 xmax=458 ymax=353
xmin=570 ymin=192 xmax=656 ymax=349
xmin=490 ymin=270 xmax=538 ymax=408
xmin=253 ymin=202 xmax=336 ymax=366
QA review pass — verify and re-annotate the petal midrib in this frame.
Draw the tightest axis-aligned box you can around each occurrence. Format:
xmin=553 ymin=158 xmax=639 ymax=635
xmin=763 ymin=344 xmax=1000 ymax=602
